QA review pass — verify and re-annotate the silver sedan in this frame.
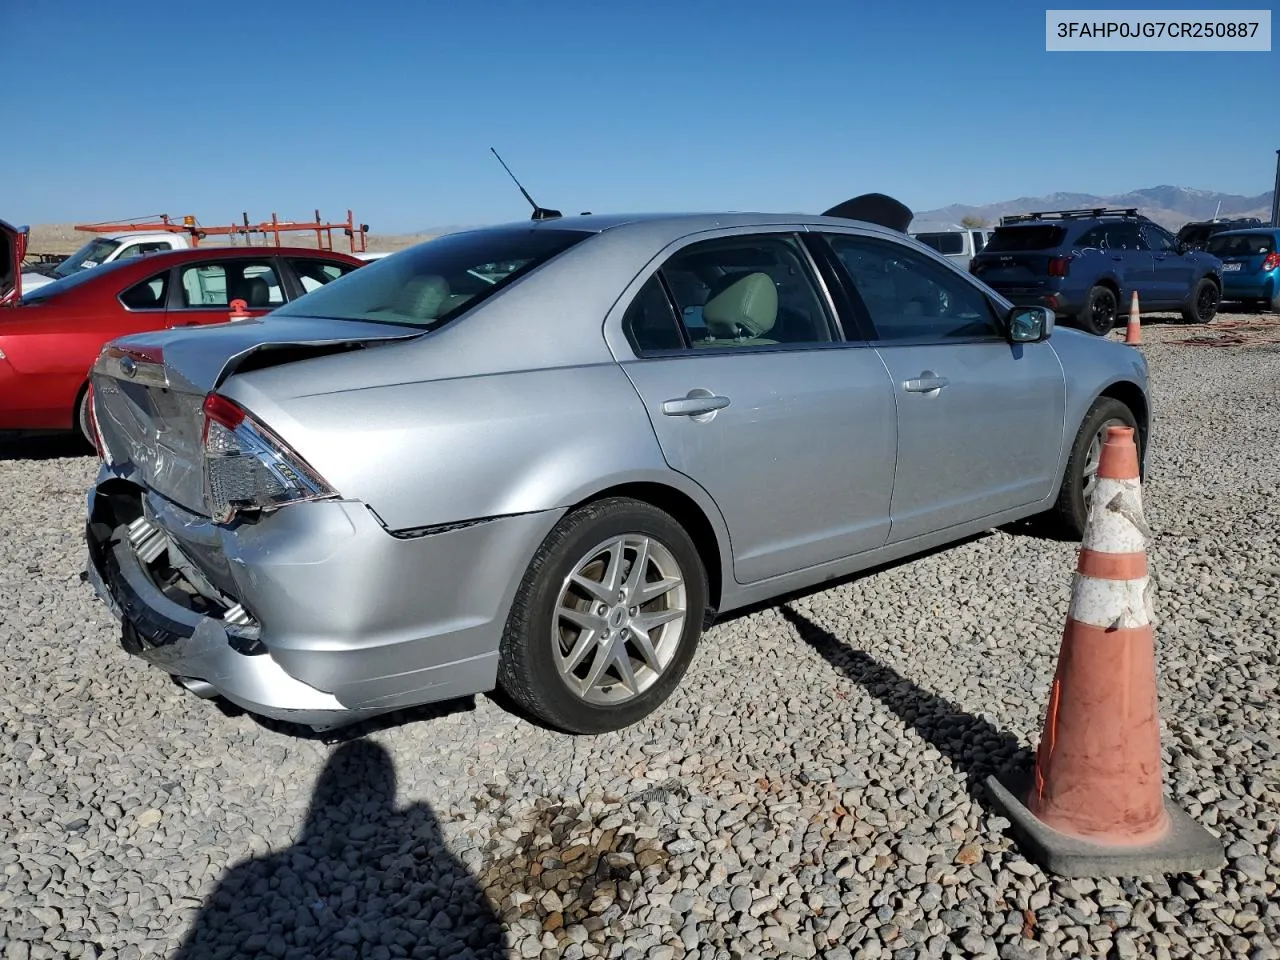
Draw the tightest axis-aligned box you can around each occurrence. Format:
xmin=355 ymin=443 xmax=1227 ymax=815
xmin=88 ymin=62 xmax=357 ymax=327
xmin=83 ymin=199 xmax=1150 ymax=734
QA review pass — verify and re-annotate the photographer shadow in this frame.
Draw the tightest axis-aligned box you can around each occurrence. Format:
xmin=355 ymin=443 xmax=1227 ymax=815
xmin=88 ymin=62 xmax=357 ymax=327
xmin=172 ymin=740 xmax=507 ymax=960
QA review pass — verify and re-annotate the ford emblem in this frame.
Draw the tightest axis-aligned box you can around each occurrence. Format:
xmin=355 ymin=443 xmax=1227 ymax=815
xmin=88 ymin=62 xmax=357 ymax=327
xmin=120 ymin=356 xmax=137 ymax=378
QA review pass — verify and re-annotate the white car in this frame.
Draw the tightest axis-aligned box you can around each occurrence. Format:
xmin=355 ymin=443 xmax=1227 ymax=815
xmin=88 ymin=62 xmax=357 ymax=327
xmin=22 ymin=231 xmax=191 ymax=292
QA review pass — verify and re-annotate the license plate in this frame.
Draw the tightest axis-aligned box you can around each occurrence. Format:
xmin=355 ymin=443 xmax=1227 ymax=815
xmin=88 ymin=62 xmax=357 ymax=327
xmin=1223 ymin=262 xmax=1243 ymax=272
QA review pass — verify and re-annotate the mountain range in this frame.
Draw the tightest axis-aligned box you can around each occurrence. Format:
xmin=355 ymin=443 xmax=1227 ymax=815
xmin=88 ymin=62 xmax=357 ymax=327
xmin=912 ymin=185 xmax=1275 ymax=231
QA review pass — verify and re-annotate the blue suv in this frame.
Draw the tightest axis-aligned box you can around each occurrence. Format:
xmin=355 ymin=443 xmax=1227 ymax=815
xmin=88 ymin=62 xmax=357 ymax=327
xmin=969 ymin=207 xmax=1224 ymax=335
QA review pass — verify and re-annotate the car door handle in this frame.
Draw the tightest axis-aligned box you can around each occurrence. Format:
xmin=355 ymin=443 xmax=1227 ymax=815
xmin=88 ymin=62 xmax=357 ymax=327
xmin=903 ymin=375 xmax=950 ymax=393
xmin=662 ymin=393 xmax=730 ymax=417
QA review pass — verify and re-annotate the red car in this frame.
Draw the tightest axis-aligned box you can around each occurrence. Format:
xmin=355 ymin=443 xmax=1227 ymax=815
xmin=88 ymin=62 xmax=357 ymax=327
xmin=0 ymin=224 xmax=363 ymax=441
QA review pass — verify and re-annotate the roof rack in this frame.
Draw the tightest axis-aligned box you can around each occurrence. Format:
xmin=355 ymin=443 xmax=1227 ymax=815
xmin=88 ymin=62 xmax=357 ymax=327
xmin=1000 ymin=207 xmax=1140 ymax=225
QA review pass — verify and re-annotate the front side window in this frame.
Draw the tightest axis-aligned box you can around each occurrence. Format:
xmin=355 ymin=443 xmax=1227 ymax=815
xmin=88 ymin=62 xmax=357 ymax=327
xmin=269 ymin=227 xmax=593 ymax=329
xmin=657 ymin=234 xmax=835 ymax=347
xmin=1142 ymin=224 xmax=1175 ymax=252
xmin=826 ymin=234 xmax=1002 ymax=343
xmin=178 ymin=260 xmax=283 ymax=308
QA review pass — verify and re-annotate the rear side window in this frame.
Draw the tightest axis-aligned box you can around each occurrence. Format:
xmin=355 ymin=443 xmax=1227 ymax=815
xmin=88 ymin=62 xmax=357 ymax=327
xmin=270 ymin=227 xmax=592 ymax=329
xmin=913 ymin=232 xmax=965 ymax=255
xmin=983 ymin=225 xmax=1066 ymax=252
xmin=119 ymin=271 xmax=169 ymax=310
xmin=1207 ymin=233 xmax=1276 ymax=257
xmin=289 ymin=257 xmax=359 ymax=293
xmin=178 ymin=261 xmax=284 ymax=308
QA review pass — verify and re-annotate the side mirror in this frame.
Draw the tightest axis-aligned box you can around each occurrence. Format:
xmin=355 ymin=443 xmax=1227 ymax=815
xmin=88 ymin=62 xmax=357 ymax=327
xmin=1008 ymin=305 xmax=1053 ymax=343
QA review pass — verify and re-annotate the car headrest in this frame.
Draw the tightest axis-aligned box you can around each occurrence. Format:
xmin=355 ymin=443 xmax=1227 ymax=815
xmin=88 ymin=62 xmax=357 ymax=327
xmin=244 ymin=276 xmax=271 ymax=307
xmin=393 ymin=275 xmax=450 ymax=319
xmin=702 ymin=272 xmax=777 ymax=339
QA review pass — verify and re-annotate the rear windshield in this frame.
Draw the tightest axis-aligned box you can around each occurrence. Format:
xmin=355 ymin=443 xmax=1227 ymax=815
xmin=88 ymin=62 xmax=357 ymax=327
xmin=1206 ymin=233 xmax=1276 ymax=257
xmin=270 ymin=226 xmax=593 ymax=329
xmin=913 ymin=232 xmax=965 ymax=255
xmin=982 ymin=225 xmax=1066 ymax=252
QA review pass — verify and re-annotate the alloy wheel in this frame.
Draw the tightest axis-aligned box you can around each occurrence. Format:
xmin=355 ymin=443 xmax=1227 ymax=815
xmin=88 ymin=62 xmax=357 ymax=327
xmin=1082 ymin=417 xmax=1129 ymax=503
xmin=552 ymin=535 xmax=687 ymax=705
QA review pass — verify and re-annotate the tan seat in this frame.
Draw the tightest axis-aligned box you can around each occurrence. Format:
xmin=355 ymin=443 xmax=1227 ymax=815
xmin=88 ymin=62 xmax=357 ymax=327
xmin=695 ymin=272 xmax=778 ymax=346
xmin=391 ymin=275 xmax=451 ymax=321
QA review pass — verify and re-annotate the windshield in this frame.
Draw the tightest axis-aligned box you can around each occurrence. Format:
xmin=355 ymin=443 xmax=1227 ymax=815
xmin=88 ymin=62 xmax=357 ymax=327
xmin=52 ymin=237 xmax=122 ymax=278
xmin=270 ymin=226 xmax=594 ymax=329
xmin=982 ymin=225 xmax=1066 ymax=252
xmin=20 ymin=257 xmax=137 ymax=303
xmin=1206 ymin=233 xmax=1276 ymax=257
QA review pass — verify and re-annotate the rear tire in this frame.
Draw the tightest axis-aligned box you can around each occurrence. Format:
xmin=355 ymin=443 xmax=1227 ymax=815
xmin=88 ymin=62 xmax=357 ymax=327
xmin=1078 ymin=286 xmax=1118 ymax=336
xmin=496 ymin=497 xmax=708 ymax=734
xmin=1182 ymin=278 xmax=1219 ymax=324
xmin=1050 ymin=397 xmax=1140 ymax=539
xmin=75 ymin=385 xmax=94 ymax=448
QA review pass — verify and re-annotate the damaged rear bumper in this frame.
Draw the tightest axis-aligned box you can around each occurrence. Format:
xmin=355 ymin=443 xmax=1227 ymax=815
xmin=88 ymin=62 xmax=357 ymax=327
xmin=84 ymin=479 xmax=562 ymax=729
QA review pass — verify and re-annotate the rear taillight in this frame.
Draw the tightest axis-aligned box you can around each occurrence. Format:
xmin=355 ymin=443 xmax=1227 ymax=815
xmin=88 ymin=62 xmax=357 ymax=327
xmin=1047 ymin=256 xmax=1071 ymax=277
xmin=201 ymin=393 xmax=338 ymax=523
xmin=1263 ymin=252 xmax=1280 ymax=271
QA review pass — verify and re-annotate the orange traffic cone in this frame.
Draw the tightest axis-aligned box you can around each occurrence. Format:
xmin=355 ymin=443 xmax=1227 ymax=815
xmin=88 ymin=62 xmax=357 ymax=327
xmin=1125 ymin=291 xmax=1141 ymax=344
xmin=987 ymin=426 xmax=1223 ymax=876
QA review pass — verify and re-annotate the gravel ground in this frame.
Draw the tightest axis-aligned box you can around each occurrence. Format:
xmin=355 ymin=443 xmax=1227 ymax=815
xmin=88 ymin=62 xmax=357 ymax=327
xmin=1 ymin=311 xmax=1277 ymax=960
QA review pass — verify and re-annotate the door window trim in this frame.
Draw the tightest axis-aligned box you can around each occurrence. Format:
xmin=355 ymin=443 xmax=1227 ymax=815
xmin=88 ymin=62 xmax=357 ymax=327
xmin=612 ymin=227 xmax=875 ymax=361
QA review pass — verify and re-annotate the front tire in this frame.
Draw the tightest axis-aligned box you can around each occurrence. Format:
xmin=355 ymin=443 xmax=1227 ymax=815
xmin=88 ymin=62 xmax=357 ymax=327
xmin=1182 ymin=278 xmax=1220 ymax=324
xmin=1078 ymin=286 xmax=1118 ymax=336
xmin=496 ymin=497 xmax=708 ymax=734
xmin=1050 ymin=397 xmax=1140 ymax=539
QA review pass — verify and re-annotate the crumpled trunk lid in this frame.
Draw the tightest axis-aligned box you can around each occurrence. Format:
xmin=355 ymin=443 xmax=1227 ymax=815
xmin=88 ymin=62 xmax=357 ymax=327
xmin=91 ymin=315 xmax=419 ymax=516
xmin=1 ymin=218 xmax=29 ymax=305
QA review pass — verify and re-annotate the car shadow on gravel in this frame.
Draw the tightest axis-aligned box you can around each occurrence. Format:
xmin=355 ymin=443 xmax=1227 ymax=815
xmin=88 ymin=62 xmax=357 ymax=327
xmin=0 ymin=432 xmax=93 ymax=461
xmin=207 ymin=692 xmax=482 ymax=745
xmin=172 ymin=739 xmax=508 ymax=960
xmin=779 ymin=606 xmax=1035 ymax=807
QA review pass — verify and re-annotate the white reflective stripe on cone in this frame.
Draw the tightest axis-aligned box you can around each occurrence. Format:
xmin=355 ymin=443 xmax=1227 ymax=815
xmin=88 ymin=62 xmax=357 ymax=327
xmin=1067 ymin=573 xmax=1155 ymax=630
xmin=1083 ymin=476 xmax=1148 ymax=555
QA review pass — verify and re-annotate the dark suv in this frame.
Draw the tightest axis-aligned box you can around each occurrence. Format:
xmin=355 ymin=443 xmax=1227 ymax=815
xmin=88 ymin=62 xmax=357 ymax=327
xmin=1176 ymin=217 xmax=1265 ymax=251
xmin=969 ymin=207 xmax=1223 ymax=335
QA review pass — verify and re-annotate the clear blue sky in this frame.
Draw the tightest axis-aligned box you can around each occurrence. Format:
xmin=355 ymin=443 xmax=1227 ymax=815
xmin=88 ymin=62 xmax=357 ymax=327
xmin=3 ymin=0 xmax=1277 ymax=233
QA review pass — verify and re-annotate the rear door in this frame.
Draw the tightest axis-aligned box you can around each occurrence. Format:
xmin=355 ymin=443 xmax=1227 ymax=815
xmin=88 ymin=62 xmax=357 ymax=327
xmin=819 ymin=231 xmax=1066 ymax=544
xmin=615 ymin=229 xmax=898 ymax=584
xmin=166 ymin=256 xmax=285 ymax=326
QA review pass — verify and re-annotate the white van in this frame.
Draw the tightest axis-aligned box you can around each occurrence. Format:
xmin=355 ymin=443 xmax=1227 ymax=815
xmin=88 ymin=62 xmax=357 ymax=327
xmin=909 ymin=224 xmax=993 ymax=267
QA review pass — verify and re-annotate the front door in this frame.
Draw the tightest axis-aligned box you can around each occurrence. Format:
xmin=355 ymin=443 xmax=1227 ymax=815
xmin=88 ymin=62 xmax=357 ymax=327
xmin=821 ymin=232 xmax=1066 ymax=544
xmin=167 ymin=257 xmax=284 ymax=327
xmin=615 ymin=233 xmax=898 ymax=585
xmin=1142 ymin=222 xmax=1194 ymax=307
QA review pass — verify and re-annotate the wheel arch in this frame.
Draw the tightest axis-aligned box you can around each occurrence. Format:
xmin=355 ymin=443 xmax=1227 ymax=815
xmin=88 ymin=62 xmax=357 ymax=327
xmin=566 ymin=479 xmax=729 ymax=620
xmin=1096 ymin=378 xmax=1150 ymax=476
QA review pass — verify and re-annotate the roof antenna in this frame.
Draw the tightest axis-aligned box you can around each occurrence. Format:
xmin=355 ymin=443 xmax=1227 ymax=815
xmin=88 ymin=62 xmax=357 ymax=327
xmin=490 ymin=147 xmax=562 ymax=221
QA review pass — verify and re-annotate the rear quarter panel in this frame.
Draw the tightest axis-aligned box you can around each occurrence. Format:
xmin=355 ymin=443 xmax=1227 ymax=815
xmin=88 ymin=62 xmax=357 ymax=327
xmin=221 ymin=354 xmax=734 ymax=557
